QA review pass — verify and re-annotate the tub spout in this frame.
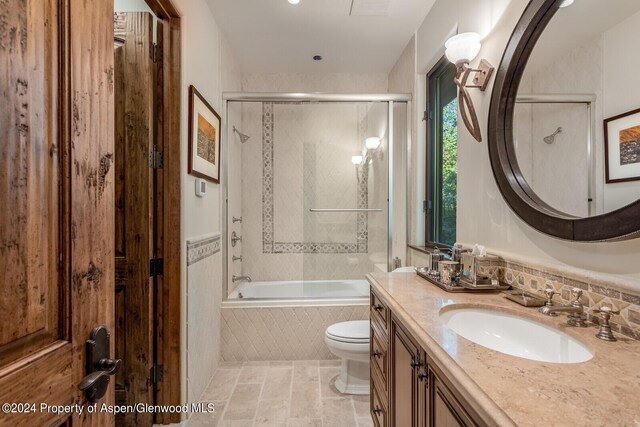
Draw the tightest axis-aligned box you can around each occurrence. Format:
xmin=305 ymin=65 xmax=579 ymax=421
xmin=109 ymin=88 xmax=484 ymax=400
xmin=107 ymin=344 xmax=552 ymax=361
xmin=232 ymin=275 xmax=252 ymax=283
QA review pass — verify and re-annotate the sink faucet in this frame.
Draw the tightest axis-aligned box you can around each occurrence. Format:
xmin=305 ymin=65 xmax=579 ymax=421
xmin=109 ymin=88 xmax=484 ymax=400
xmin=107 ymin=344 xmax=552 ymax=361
xmin=539 ymin=288 xmax=587 ymax=327
xmin=232 ymin=275 xmax=251 ymax=283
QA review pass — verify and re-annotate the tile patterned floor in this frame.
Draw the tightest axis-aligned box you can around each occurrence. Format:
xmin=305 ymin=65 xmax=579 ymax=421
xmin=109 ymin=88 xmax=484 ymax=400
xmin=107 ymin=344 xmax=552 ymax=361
xmin=187 ymin=360 xmax=373 ymax=427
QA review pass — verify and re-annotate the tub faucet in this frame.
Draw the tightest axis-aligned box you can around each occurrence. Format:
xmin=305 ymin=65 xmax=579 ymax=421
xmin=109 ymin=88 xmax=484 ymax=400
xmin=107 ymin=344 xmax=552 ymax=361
xmin=232 ymin=275 xmax=251 ymax=283
xmin=539 ymin=288 xmax=587 ymax=327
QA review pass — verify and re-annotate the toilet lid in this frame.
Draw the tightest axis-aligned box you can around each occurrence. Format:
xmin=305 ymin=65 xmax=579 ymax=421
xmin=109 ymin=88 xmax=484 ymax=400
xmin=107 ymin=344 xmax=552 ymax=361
xmin=326 ymin=320 xmax=369 ymax=343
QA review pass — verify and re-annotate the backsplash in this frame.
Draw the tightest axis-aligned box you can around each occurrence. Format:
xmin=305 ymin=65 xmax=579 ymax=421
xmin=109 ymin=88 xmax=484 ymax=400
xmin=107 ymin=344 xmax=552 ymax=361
xmin=478 ymin=258 xmax=640 ymax=341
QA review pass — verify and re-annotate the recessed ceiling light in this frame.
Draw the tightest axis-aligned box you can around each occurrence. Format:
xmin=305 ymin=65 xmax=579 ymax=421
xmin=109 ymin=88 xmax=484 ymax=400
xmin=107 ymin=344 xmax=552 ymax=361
xmin=313 ymin=55 xmax=322 ymax=61
xmin=288 ymin=0 xmax=300 ymax=4
xmin=560 ymin=0 xmax=574 ymax=7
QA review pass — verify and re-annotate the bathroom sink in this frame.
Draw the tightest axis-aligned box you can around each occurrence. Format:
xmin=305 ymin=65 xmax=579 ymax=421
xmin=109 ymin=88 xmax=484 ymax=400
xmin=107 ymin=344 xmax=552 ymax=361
xmin=440 ymin=307 xmax=593 ymax=363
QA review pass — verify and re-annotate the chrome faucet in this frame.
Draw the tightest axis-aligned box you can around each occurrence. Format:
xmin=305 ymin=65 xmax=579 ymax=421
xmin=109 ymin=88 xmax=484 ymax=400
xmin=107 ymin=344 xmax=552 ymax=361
xmin=232 ymin=275 xmax=251 ymax=283
xmin=539 ymin=288 xmax=587 ymax=327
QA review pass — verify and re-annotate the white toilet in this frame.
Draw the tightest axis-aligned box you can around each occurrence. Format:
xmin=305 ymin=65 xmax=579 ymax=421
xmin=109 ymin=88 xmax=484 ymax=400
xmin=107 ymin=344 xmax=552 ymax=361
xmin=324 ymin=320 xmax=370 ymax=395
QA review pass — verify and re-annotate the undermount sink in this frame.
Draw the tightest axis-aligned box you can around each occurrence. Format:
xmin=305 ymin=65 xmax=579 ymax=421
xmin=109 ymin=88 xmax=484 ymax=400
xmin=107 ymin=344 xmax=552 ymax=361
xmin=440 ymin=307 xmax=593 ymax=364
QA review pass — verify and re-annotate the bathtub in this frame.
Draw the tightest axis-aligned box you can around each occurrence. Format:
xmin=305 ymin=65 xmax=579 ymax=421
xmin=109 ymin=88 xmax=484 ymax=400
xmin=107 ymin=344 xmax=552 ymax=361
xmin=221 ymin=279 xmax=370 ymax=361
xmin=227 ymin=279 xmax=369 ymax=303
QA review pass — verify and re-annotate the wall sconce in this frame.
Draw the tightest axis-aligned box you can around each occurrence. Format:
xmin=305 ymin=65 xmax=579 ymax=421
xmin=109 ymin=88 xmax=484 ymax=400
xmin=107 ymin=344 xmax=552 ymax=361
xmin=365 ymin=137 xmax=381 ymax=150
xmin=351 ymin=155 xmax=363 ymax=165
xmin=445 ymin=32 xmax=494 ymax=142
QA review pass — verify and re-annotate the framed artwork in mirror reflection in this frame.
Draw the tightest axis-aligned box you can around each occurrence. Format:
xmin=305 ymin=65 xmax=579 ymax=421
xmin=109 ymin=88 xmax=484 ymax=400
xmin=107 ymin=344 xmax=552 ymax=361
xmin=604 ymin=107 xmax=640 ymax=183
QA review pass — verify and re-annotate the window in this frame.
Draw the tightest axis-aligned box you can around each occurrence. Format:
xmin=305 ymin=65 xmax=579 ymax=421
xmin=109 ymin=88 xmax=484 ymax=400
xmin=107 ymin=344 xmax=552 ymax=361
xmin=427 ymin=58 xmax=458 ymax=247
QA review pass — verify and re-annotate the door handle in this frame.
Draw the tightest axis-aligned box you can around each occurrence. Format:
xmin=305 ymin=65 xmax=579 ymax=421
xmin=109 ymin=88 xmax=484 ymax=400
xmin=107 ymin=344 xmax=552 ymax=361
xmin=79 ymin=325 xmax=122 ymax=402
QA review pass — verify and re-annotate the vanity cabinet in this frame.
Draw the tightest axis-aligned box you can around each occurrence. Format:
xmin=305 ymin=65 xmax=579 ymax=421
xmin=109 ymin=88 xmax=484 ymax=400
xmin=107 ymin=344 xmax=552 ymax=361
xmin=371 ymin=288 xmax=483 ymax=427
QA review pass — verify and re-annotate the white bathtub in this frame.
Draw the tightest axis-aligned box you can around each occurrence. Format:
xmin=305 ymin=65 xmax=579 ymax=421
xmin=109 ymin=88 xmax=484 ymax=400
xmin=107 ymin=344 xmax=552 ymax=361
xmin=227 ymin=279 xmax=369 ymax=304
xmin=221 ymin=279 xmax=370 ymax=361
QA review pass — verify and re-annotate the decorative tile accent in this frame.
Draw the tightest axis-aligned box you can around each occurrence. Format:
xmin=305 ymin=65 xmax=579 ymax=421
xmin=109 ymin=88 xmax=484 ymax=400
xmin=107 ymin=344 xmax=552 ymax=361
xmin=261 ymin=102 xmax=369 ymax=254
xmin=187 ymin=234 xmax=221 ymax=266
xmin=495 ymin=257 xmax=640 ymax=341
xmin=221 ymin=304 xmax=369 ymax=361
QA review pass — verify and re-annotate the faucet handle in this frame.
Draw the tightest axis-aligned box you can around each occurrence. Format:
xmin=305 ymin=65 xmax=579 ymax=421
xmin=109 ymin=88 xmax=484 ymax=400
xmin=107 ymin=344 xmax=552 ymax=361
xmin=593 ymin=305 xmax=619 ymax=316
xmin=570 ymin=288 xmax=583 ymax=303
xmin=543 ymin=288 xmax=556 ymax=306
xmin=592 ymin=306 xmax=619 ymax=342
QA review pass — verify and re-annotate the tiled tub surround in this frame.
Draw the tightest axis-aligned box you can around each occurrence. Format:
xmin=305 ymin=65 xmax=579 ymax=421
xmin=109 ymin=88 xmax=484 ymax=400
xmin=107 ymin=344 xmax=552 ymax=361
xmin=369 ymin=272 xmax=640 ymax=426
xmin=220 ymin=304 xmax=369 ymax=362
xmin=238 ymin=101 xmax=388 ymax=282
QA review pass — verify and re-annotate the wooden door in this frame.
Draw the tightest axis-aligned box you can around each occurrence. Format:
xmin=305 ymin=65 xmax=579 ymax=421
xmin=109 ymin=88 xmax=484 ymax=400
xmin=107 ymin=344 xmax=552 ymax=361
xmin=0 ymin=0 xmax=115 ymax=426
xmin=113 ymin=11 xmax=155 ymax=427
xmin=391 ymin=320 xmax=422 ymax=427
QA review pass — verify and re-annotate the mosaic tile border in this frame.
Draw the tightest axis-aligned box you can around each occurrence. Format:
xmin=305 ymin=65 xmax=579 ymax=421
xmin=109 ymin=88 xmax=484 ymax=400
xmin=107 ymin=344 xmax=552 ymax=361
xmin=186 ymin=234 xmax=221 ymax=266
xmin=261 ymin=102 xmax=370 ymax=254
xmin=476 ymin=258 xmax=640 ymax=341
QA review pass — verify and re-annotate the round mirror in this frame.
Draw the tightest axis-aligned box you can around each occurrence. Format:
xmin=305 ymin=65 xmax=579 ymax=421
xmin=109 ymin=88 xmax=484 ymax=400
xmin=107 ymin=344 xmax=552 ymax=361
xmin=488 ymin=0 xmax=640 ymax=241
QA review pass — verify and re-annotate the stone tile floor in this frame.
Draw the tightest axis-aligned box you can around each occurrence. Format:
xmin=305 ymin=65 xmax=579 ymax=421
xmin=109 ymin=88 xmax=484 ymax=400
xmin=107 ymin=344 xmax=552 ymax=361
xmin=187 ymin=360 xmax=373 ymax=427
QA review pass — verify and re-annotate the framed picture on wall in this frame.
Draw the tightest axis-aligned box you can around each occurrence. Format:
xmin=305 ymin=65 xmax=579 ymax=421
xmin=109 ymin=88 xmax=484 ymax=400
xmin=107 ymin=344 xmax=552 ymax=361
xmin=604 ymin=107 xmax=640 ymax=183
xmin=188 ymin=85 xmax=221 ymax=183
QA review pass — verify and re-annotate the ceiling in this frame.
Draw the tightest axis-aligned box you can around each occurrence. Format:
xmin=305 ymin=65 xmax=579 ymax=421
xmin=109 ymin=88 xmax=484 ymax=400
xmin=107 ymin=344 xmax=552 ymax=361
xmin=207 ymin=0 xmax=435 ymax=74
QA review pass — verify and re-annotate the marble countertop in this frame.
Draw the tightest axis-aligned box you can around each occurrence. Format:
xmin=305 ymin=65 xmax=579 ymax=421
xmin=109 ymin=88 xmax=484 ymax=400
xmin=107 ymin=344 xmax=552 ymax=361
xmin=367 ymin=272 xmax=640 ymax=427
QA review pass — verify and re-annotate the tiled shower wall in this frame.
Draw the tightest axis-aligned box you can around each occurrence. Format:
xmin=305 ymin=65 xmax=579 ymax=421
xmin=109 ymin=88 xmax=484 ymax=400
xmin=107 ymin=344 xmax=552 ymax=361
xmin=239 ymin=101 xmax=389 ymax=282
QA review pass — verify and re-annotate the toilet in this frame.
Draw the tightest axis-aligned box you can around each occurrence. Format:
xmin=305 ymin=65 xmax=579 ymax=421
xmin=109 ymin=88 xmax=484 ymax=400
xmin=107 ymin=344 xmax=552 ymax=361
xmin=324 ymin=320 xmax=370 ymax=395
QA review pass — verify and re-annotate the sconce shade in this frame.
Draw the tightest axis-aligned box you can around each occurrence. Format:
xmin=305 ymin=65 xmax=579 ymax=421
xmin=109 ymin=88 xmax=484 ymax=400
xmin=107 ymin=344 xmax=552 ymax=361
xmin=445 ymin=32 xmax=481 ymax=65
xmin=365 ymin=137 xmax=381 ymax=150
xmin=351 ymin=155 xmax=363 ymax=165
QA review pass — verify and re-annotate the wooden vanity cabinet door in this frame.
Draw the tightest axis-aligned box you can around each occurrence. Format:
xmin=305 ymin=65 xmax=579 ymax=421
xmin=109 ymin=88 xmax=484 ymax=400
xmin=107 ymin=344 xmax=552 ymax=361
xmin=390 ymin=318 xmax=423 ymax=427
xmin=431 ymin=373 xmax=478 ymax=427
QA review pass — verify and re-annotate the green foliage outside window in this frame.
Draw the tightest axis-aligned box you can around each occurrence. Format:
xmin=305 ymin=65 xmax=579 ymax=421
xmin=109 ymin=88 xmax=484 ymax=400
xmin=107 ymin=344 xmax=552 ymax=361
xmin=439 ymin=99 xmax=458 ymax=246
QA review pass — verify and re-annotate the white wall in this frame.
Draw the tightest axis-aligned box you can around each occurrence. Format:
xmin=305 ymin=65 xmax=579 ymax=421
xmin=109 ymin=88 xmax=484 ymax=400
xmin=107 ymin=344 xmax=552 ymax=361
xmin=602 ymin=10 xmax=640 ymax=211
xmin=388 ymin=37 xmax=416 ymax=267
xmin=172 ymin=0 xmax=242 ymax=413
xmin=413 ymin=0 xmax=640 ymax=283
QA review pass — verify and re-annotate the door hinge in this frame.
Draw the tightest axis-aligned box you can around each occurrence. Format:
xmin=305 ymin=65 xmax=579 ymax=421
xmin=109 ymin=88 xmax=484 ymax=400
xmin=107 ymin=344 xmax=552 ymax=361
xmin=151 ymin=364 xmax=164 ymax=384
xmin=150 ymin=258 xmax=164 ymax=277
xmin=423 ymin=199 xmax=428 ymax=212
xmin=149 ymin=146 xmax=164 ymax=169
xmin=152 ymin=42 xmax=162 ymax=63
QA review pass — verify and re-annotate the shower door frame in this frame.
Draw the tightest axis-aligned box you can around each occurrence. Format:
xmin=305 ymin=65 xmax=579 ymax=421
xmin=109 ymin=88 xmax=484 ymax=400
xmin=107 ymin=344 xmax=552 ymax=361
xmin=221 ymin=93 xmax=411 ymax=298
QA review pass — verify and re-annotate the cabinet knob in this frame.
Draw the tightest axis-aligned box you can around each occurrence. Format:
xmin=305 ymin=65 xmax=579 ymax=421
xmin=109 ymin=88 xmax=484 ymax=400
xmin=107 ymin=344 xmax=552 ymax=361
xmin=418 ymin=369 xmax=429 ymax=384
xmin=410 ymin=357 xmax=421 ymax=368
xmin=373 ymin=304 xmax=384 ymax=311
xmin=373 ymin=406 xmax=382 ymax=415
xmin=371 ymin=351 xmax=382 ymax=358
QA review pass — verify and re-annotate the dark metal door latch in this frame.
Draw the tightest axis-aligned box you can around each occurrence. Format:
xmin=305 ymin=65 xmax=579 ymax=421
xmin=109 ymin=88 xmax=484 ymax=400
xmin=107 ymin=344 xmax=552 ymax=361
xmin=79 ymin=325 xmax=121 ymax=402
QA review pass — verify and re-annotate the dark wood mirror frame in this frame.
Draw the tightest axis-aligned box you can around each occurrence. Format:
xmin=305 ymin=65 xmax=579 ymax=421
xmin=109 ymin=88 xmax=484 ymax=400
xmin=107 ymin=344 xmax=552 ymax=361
xmin=487 ymin=0 xmax=640 ymax=241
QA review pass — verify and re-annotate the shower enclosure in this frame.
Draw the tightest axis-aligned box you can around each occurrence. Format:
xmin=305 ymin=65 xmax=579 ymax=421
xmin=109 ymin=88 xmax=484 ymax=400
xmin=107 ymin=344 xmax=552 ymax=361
xmin=222 ymin=94 xmax=409 ymax=298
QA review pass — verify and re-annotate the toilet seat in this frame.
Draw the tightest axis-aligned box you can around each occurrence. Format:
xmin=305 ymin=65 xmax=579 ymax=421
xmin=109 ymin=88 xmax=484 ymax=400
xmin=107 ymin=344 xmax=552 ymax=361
xmin=325 ymin=320 xmax=370 ymax=343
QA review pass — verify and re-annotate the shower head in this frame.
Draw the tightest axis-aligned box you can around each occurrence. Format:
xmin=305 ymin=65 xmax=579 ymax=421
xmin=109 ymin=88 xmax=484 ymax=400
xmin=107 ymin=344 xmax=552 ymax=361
xmin=233 ymin=126 xmax=250 ymax=143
